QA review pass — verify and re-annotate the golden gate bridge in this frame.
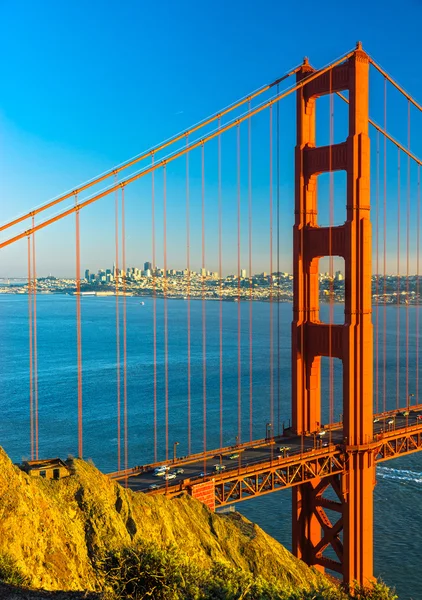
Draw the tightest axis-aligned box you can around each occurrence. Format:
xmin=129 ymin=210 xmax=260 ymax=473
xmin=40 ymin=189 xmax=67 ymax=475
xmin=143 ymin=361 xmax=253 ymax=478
xmin=1 ymin=42 xmax=422 ymax=588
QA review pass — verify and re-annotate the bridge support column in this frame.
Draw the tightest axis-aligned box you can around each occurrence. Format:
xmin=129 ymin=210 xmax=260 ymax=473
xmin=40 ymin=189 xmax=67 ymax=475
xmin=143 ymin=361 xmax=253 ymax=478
xmin=292 ymin=44 xmax=374 ymax=586
xmin=188 ymin=479 xmax=215 ymax=511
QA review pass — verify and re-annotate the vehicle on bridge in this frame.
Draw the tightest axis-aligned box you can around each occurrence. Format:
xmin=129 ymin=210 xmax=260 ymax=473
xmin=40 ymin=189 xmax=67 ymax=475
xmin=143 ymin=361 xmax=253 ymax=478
xmin=154 ymin=466 xmax=169 ymax=477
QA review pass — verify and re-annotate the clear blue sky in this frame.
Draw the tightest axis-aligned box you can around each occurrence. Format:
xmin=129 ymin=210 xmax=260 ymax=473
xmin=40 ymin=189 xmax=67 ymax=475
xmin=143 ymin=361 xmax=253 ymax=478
xmin=1 ymin=0 xmax=421 ymax=277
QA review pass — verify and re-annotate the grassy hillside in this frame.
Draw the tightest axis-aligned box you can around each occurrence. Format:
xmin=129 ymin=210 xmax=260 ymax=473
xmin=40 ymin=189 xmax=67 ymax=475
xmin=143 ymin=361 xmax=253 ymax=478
xmin=0 ymin=448 xmax=396 ymax=599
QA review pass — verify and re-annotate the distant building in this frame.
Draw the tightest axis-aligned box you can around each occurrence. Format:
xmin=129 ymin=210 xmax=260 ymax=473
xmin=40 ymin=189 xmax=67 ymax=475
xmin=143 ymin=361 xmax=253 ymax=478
xmin=85 ymin=269 xmax=90 ymax=282
xmin=241 ymin=269 xmax=247 ymax=279
xmin=144 ymin=261 xmax=152 ymax=272
xmin=201 ymin=268 xmax=207 ymax=277
xmin=19 ymin=458 xmax=71 ymax=480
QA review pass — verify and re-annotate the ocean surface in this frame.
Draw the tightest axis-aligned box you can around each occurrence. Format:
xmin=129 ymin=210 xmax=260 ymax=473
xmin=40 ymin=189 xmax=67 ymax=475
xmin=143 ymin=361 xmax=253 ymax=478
xmin=0 ymin=294 xmax=421 ymax=599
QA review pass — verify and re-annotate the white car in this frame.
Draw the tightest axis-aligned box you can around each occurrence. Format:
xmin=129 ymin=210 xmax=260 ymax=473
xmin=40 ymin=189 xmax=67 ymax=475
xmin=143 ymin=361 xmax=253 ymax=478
xmin=148 ymin=483 xmax=158 ymax=490
xmin=153 ymin=466 xmax=169 ymax=477
xmin=164 ymin=472 xmax=176 ymax=481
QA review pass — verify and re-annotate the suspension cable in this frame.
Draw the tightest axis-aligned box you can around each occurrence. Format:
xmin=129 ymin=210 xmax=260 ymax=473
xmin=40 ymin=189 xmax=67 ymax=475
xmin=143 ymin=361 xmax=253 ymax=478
xmin=397 ymin=149 xmax=401 ymax=409
xmin=202 ymin=143 xmax=207 ymax=472
xmin=375 ymin=132 xmax=380 ymax=414
xmin=276 ymin=84 xmax=281 ymax=437
xmin=186 ymin=137 xmax=191 ymax=455
xmin=75 ymin=197 xmax=83 ymax=458
xmin=248 ymin=101 xmax=253 ymax=442
xmin=406 ymin=102 xmax=410 ymax=404
xmin=31 ymin=216 xmax=39 ymax=460
xmin=1 ymin=52 xmax=357 ymax=251
xmin=329 ymin=71 xmax=334 ymax=442
xmin=218 ymin=119 xmax=223 ymax=449
xmin=383 ymin=78 xmax=387 ymax=414
xmin=368 ymin=57 xmax=422 ymax=112
xmin=237 ymin=125 xmax=242 ymax=454
xmin=417 ymin=166 xmax=421 ymax=404
xmin=336 ymin=92 xmax=422 ymax=166
xmin=163 ymin=165 xmax=169 ymax=463
xmin=0 ymin=66 xmax=304 ymax=236
xmin=269 ymin=106 xmax=274 ymax=441
xmin=115 ymin=175 xmax=121 ymax=471
xmin=27 ymin=235 xmax=34 ymax=460
xmin=122 ymin=187 xmax=128 ymax=475
xmin=152 ymin=155 xmax=157 ymax=462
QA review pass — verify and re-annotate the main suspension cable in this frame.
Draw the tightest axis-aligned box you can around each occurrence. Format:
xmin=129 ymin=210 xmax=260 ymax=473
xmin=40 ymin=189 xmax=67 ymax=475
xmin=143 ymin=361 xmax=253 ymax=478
xmin=0 ymin=66 xmax=304 ymax=236
xmin=2 ymin=51 xmax=357 ymax=251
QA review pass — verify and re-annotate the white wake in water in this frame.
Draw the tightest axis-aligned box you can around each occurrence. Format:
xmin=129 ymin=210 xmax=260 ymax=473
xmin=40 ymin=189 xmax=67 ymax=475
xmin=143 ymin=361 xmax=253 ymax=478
xmin=377 ymin=466 xmax=422 ymax=484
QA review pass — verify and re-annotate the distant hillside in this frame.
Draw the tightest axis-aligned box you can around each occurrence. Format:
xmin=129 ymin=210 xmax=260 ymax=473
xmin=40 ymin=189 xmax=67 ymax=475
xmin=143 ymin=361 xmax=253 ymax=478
xmin=0 ymin=448 xmax=395 ymax=599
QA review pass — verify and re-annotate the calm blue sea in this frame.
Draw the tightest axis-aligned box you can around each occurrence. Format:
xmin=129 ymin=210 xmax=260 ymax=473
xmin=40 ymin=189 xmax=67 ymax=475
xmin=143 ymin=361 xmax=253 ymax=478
xmin=0 ymin=295 xmax=420 ymax=599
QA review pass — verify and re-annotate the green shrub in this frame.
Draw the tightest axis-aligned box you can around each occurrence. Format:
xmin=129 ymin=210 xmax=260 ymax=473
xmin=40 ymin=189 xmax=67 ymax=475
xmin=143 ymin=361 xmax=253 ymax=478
xmin=102 ymin=541 xmax=398 ymax=600
xmin=0 ymin=553 xmax=29 ymax=587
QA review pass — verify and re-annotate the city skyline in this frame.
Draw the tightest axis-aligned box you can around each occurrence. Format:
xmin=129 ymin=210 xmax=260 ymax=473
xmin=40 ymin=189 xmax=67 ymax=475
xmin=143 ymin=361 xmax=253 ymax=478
xmin=1 ymin=2 xmax=421 ymax=278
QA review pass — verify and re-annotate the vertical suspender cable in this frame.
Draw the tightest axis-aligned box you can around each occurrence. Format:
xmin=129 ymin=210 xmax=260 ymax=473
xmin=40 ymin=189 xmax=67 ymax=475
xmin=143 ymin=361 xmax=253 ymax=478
xmin=237 ymin=124 xmax=242 ymax=452
xmin=375 ymin=132 xmax=380 ymax=414
xmin=186 ymin=137 xmax=192 ymax=455
xmin=218 ymin=119 xmax=223 ymax=449
xmin=397 ymin=149 xmax=401 ymax=409
xmin=75 ymin=197 xmax=83 ymax=458
xmin=115 ymin=175 xmax=121 ymax=471
xmin=32 ymin=216 xmax=39 ymax=460
xmin=151 ymin=155 xmax=157 ymax=462
xmin=122 ymin=188 xmax=128 ymax=473
xmin=201 ymin=143 xmax=207 ymax=466
xmin=248 ymin=102 xmax=253 ymax=442
xmin=299 ymin=87 xmax=304 ymax=454
xmin=163 ymin=165 xmax=169 ymax=462
xmin=269 ymin=106 xmax=274 ymax=435
xmin=417 ymin=166 xmax=420 ymax=404
xmin=276 ymin=84 xmax=281 ymax=436
xmin=383 ymin=79 xmax=387 ymax=414
xmin=27 ymin=236 xmax=34 ymax=460
xmin=329 ymin=75 xmax=334 ymax=437
xmin=406 ymin=102 xmax=410 ymax=405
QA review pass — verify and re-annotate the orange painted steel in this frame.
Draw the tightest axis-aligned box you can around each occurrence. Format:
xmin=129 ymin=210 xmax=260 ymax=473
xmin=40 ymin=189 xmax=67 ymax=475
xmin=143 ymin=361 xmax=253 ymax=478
xmin=0 ymin=67 xmax=302 ymax=237
xmin=0 ymin=51 xmax=355 ymax=252
xmin=292 ymin=44 xmax=374 ymax=586
xmin=27 ymin=237 xmax=34 ymax=460
xmin=75 ymin=206 xmax=83 ymax=459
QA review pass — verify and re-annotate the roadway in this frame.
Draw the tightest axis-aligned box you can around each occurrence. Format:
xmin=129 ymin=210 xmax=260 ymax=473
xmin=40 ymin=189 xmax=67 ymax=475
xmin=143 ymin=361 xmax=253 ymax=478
xmin=121 ymin=406 xmax=422 ymax=494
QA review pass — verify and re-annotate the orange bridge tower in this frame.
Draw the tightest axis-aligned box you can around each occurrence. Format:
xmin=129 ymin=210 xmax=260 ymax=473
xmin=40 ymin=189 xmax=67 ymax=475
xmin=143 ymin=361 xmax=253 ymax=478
xmin=291 ymin=43 xmax=374 ymax=585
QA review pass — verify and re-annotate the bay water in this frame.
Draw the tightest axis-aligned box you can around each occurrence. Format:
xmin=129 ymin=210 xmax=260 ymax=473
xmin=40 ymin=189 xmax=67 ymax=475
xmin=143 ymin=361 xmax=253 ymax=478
xmin=0 ymin=295 xmax=420 ymax=599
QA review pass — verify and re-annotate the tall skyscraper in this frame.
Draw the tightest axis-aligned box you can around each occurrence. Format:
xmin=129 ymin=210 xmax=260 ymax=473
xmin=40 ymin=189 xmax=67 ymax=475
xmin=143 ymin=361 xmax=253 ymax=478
xmin=241 ymin=268 xmax=247 ymax=279
xmin=85 ymin=269 xmax=90 ymax=282
xmin=144 ymin=261 xmax=152 ymax=272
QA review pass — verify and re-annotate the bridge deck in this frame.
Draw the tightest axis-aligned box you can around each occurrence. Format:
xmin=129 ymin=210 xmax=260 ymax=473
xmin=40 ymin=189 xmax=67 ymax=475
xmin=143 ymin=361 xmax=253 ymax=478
xmin=111 ymin=406 xmax=422 ymax=506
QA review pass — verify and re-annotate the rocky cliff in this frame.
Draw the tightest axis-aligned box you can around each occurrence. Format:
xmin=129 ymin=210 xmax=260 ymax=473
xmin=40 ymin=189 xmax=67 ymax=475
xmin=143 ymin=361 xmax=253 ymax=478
xmin=0 ymin=448 xmax=321 ymax=593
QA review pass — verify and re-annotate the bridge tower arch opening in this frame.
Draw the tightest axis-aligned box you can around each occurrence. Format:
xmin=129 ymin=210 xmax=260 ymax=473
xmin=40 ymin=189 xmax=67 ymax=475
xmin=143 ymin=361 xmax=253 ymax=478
xmin=291 ymin=43 xmax=374 ymax=586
